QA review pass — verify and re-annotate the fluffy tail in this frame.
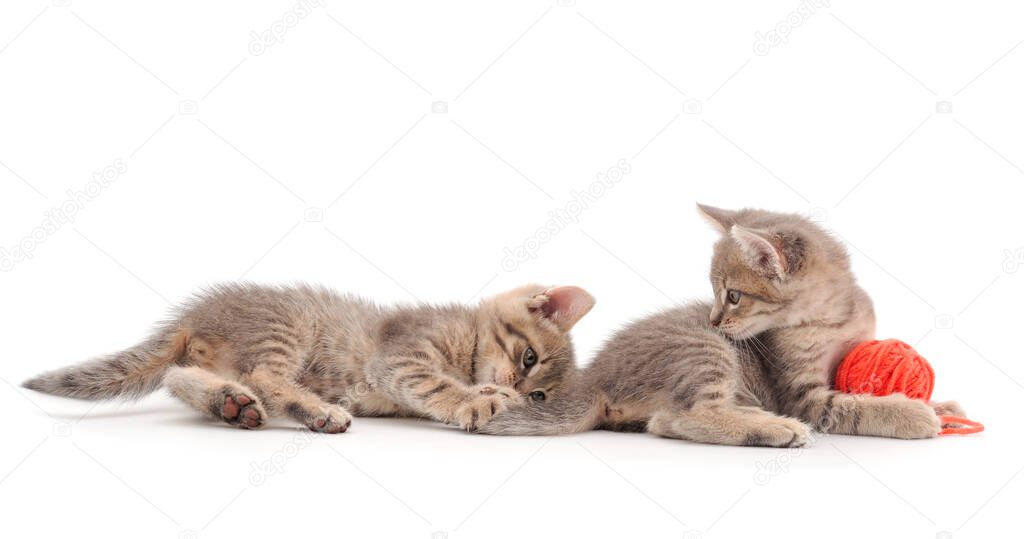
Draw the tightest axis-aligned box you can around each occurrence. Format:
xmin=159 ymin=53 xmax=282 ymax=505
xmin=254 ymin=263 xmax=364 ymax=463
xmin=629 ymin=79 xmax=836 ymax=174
xmin=478 ymin=383 xmax=602 ymax=436
xmin=22 ymin=327 xmax=188 ymax=400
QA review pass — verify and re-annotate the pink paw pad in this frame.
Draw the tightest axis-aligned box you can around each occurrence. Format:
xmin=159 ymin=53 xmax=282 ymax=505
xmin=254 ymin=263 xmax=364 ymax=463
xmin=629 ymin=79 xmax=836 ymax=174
xmin=220 ymin=391 xmax=264 ymax=429
xmin=308 ymin=415 xmax=350 ymax=434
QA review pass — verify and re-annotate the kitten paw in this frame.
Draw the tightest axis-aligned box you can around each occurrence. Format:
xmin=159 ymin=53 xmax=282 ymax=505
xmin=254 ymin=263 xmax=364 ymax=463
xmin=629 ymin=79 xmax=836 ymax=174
xmin=745 ymin=417 xmax=812 ymax=448
xmin=305 ymin=405 xmax=352 ymax=434
xmin=930 ymin=400 xmax=966 ymax=418
xmin=454 ymin=385 xmax=523 ymax=431
xmin=219 ymin=389 xmax=266 ymax=429
xmin=890 ymin=399 xmax=941 ymax=439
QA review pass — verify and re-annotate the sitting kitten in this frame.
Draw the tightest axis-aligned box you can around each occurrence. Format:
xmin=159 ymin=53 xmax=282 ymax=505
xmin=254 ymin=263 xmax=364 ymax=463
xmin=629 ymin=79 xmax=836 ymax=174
xmin=481 ymin=205 xmax=963 ymax=446
xmin=23 ymin=283 xmax=595 ymax=433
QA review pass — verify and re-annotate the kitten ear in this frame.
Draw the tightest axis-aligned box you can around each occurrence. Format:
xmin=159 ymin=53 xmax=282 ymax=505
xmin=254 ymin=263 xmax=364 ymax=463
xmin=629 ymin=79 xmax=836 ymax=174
xmin=696 ymin=203 xmax=736 ymax=233
xmin=529 ymin=286 xmax=596 ymax=332
xmin=730 ymin=225 xmax=787 ymax=279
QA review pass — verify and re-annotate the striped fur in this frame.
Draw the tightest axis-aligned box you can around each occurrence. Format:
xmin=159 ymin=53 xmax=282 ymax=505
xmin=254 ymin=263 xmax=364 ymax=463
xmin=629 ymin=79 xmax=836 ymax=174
xmin=22 ymin=327 xmax=186 ymax=400
xmin=482 ymin=205 xmax=961 ymax=445
xmin=23 ymin=283 xmax=594 ymax=433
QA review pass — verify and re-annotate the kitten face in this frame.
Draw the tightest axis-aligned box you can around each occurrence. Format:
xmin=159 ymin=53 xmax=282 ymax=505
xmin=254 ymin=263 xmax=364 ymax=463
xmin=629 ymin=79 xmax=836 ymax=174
xmin=476 ymin=284 xmax=594 ymax=401
xmin=709 ymin=251 xmax=787 ymax=339
xmin=699 ymin=203 xmax=852 ymax=339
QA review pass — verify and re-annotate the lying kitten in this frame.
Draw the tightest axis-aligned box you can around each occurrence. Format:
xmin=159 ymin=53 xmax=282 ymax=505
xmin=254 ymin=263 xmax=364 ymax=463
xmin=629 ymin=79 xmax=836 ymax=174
xmin=481 ymin=206 xmax=963 ymax=446
xmin=24 ymin=283 xmax=595 ymax=433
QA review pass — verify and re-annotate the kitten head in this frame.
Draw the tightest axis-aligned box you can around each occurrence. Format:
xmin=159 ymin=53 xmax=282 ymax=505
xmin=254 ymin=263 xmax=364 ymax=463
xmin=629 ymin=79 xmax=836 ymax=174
xmin=475 ymin=284 xmax=595 ymax=402
xmin=697 ymin=204 xmax=855 ymax=339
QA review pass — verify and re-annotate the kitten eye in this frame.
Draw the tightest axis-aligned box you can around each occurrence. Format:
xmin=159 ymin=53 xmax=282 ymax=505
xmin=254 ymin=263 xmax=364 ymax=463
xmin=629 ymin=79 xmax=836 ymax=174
xmin=529 ymin=390 xmax=546 ymax=402
xmin=522 ymin=347 xmax=538 ymax=369
xmin=727 ymin=290 xmax=742 ymax=305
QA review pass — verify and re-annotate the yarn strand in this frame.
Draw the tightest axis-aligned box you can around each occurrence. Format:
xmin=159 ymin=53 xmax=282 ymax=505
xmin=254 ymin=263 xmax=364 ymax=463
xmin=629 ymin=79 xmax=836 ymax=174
xmin=835 ymin=339 xmax=983 ymax=437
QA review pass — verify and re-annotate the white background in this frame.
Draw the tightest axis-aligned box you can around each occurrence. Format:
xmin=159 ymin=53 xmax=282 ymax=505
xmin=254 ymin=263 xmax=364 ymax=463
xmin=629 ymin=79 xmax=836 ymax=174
xmin=1 ymin=1 xmax=1022 ymax=538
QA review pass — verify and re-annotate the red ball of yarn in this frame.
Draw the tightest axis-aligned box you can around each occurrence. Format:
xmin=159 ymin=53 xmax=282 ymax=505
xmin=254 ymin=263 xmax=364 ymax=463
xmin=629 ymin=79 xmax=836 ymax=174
xmin=834 ymin=339 xmax=935 ymax=401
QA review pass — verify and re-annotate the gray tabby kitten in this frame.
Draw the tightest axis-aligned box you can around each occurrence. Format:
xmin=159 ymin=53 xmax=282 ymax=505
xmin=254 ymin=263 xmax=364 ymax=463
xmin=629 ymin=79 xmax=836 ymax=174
xmin=24 ymin=283 xmax=595 ymax=433
xmin=481 ymin=205 xmax=963 ymax=447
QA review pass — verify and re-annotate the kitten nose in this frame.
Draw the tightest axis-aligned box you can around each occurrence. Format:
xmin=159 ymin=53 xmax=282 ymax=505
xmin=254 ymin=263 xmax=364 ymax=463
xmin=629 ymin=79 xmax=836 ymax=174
xmin=709 ymin=305 xmax=724 ymax=327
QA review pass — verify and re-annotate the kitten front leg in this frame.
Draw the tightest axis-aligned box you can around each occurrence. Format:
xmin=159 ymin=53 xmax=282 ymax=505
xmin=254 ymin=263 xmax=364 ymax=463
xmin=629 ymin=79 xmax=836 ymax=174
xmin=366 ymin=355 xmax=522 ymax=431
xmin=930 ymin=400 xmax=966 ymax=417
xmin=446 ymin=384 xmax=525 ymax=432
xmin=792 ymin=386 xmax=940 ymax=439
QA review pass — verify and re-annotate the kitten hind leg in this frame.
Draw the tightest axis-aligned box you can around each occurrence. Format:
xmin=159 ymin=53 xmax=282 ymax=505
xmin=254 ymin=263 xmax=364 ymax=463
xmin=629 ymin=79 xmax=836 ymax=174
xmin=649 ymin=403 xmax=811 ymax=448
xmin=164 ymin=366 xmax=266 ymax=429
xmin=648 ymin=333 xmax=811 ymax=447
xmin=241 ymin=361 xmax=352 ymax=434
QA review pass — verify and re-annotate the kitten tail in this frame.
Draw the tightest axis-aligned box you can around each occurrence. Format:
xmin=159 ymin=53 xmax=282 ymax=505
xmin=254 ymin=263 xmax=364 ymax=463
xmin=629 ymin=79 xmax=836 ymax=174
xmin=22 ymin=325 xmax=188 ymax=401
